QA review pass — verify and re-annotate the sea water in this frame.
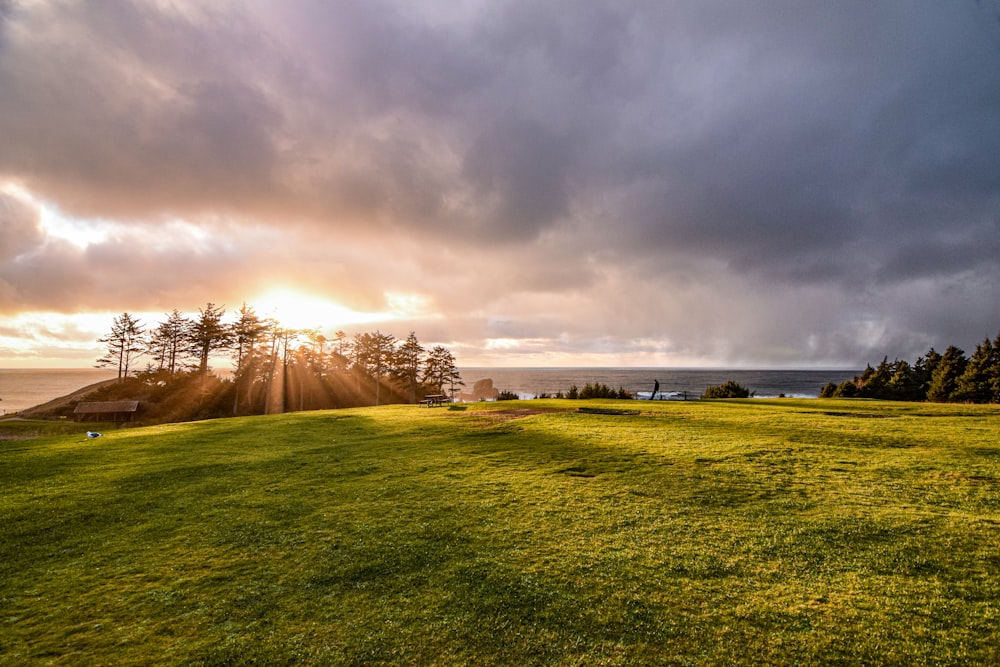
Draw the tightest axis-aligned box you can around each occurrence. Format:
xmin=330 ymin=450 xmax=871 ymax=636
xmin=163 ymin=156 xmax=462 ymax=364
xmin=459 ymin=368 xmax=860 ymax=400
xmin=0 ymin=369 xmax=118 ymax=414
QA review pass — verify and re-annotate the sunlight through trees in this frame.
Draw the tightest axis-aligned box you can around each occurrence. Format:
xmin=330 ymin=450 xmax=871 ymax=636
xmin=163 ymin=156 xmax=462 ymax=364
xmin=94 ymin=304 xmax=462 ymax=419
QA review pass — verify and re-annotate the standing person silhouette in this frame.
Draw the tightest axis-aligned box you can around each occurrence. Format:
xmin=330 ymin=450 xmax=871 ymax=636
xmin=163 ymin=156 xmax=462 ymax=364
xmin=651 ymin=379 xmax=660 ymax=400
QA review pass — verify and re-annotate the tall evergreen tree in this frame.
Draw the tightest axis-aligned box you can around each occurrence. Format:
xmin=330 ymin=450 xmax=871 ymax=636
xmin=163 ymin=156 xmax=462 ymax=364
xmin=926 ymin=345 xmax=967 ymax=402
xmin=188 ymin=303 xmax=231 ymax=373
xmin=260 ymin=320 xmax=285 ymax=414
xmin=350 ymin=331 xmax=397 ymax=405
xmin=334 ymin=330 xmax=350 ymax=357
xmin=147 ymin=309 xmax=190 ymax=375
xmin=887 ymin=359 xmax=922 ymax=401
xmin=857 ymin=357 xmax=892 ymax=399
xmin=954 ymin=337 xmax=996 ymax=403
xmin=327 ymin=330 xmax=351 ymax=373
xmin=275 ymin=327 xmax=304 ymax=413
xmin=423 ymin=345 xmax=463 ymax=398
xmin=96 ymin=312 xmax=146 ymax=380
xmin=915 ymin=348 xmax=941 ymax=399
xmin=392 ymin=332 xmax=425 ymax=403
xmin=368 ymin=331 xmax=396 ymax=406
xmin=230 ymin=304 xmax=267 ymax=414
xmin=351 ymin=332 xmax=370 ymax=394
xmin=231 ymin=304 xmax=266 ymax=375
xmin=301 ymin=330 xmax=330 ymax=378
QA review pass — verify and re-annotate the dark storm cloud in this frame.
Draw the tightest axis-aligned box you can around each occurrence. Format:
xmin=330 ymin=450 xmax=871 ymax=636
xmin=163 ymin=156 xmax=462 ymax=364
xmin=0 ymin=1 xmax=290 ymax=219
xmin=462 ymin=118 xmax=575 ymax=238
xmin=876 ymin=220 xmax=1000 ymax=284
xmin=5 ymin=1 xmax=998 ymax=249
xmin=2 ymin=0 xmax=999 ymax=365
xmin=590 ymin=2 xmax=1000 ymax=283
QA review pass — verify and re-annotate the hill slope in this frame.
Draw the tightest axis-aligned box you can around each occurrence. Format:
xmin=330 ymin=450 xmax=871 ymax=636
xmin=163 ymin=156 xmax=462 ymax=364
xmin=2 ymin=399 xmax=999 ymax=665
xmin=16 ymin=378 xmax=121 ymax=418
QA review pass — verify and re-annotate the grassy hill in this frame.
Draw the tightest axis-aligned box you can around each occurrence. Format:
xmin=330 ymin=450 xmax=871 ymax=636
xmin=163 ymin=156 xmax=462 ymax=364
xmin=2 ymin=399 xmax=999 ymax=665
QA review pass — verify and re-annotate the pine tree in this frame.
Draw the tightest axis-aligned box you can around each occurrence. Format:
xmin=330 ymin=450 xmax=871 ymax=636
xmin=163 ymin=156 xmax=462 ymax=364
xmin=275 ymin=327 xmax=304 ymax=412
xmin=147 ymin=309 xmax=190 ymax=375
xmin=887 ymin=359 xmax=922 ymax=401
xmin=333 ymin=330 xmax=350 ymax=359
xmin=352 ymin=331 xmax=396 ymax=405
xmin=231 ymin=304 xmax=266 ymax=375
xmin=422 ymin=345 xmax=463 ymax=398
xmin=915 ymin=348 xmax=941 ymax=399
xmin=96 ymin=312 xmax=146 ymax=380
xmin=188 ymin=303 xmax=231 ymax=373
xmin=858 ymin=357 xmax=892 ymax=399
xmin=953 ymin=338 xmax=996 ymax=403
xmin=392 ymin=332 xmax=425 ymax=403
xmin=926 ymin=346 xmax=967 ymax=402
xmin=230 ymin=304 xmax=268 ymax=414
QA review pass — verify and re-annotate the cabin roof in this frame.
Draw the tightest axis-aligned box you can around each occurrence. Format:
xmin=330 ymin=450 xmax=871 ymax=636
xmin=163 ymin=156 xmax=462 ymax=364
xmin=73 ymin=400 xmax=140 ymax=414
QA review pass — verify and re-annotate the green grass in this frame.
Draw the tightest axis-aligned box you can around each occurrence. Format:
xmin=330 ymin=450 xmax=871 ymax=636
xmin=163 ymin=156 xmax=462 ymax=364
xmin=2 ymin=399 xmax=999 ymax=665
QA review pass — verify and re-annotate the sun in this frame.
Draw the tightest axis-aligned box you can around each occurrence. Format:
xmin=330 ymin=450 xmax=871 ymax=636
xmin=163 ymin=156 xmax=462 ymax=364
xmin=252 ymin=289 xmax=383 ymax=330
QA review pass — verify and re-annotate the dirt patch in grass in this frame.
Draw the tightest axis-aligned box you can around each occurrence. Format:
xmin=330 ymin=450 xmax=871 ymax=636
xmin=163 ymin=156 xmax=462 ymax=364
xmin=467 ymin=407 xmax=572 ymax=422
xmin=576 ymin=407 xmax=640 ymax=416
xmin=820 ymin=411 xmax=898 ymax=419
xmin=940 ymin=472 xmax=997 ymax=485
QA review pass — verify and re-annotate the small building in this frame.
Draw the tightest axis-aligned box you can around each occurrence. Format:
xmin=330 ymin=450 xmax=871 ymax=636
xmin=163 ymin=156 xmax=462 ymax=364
xmin=73 ymin=400 xmax=140 ymax=423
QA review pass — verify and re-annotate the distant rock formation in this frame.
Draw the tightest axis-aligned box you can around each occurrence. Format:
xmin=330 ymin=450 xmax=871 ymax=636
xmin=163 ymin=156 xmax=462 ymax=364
xmin=460 ymin=378 xmax=501 ymax=402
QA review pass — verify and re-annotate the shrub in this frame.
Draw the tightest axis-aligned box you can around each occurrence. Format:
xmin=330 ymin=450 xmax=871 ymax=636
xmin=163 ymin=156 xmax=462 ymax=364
xmin=701 ymin=380 xmax=752 ymax=399
xmin=566 ymin=382 xmax=632 ymax=399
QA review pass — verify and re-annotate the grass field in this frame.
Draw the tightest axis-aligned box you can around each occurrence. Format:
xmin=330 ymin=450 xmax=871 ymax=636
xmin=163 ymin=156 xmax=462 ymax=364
xmin=2 ymin=399 xmax=999 ymax=665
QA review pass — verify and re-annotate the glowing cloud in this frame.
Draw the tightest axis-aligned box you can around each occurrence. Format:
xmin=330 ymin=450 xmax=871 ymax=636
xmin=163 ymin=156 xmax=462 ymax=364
xmin=251 ymin=288 xmax=394 ymax=331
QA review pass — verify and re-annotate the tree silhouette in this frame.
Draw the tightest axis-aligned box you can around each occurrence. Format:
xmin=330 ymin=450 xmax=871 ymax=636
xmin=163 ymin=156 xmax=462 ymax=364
xmin=423 ymin=345 xmax=463 ymax=398
xmin=96 ymin=312 xmax=145 ymax=380
xmin=189 ymin=303 xmax=231 ymax=373
xmin=148 ymin=309 xmax=190 ymax=375
xmin=393 ymin=332 xmax=425 ymax=403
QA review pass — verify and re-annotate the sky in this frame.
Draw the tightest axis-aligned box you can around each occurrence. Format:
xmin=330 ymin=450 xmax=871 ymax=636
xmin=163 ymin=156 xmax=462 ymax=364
xmin=2 ymin=0 xmax=999 ymax=369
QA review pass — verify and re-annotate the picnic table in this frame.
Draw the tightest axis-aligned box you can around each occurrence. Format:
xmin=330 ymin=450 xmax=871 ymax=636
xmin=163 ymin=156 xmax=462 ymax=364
xmin=421 ymin=394 xmax=448 ymax=407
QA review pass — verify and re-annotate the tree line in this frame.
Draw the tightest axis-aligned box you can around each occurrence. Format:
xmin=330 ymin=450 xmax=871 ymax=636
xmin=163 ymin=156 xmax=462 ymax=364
xmin=95 ymin=303 xmax=463 ymax=416
xmin=820 ymin=331 xmax=1000 ymax=403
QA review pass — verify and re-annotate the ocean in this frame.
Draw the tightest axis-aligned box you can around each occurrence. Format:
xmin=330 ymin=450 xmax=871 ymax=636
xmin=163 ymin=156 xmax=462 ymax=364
xmin=0 ymin=367 xmax=861 ymax=415
xmin=0 ymin=369 xmax=118 ymax=415
xmin=460 ymin=368 xmax=861 ymax=400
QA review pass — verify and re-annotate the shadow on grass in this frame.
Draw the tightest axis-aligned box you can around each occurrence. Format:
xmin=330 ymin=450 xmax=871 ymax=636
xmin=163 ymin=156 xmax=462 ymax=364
xmin=4 ymin=405 xmax=1000 ymax=664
